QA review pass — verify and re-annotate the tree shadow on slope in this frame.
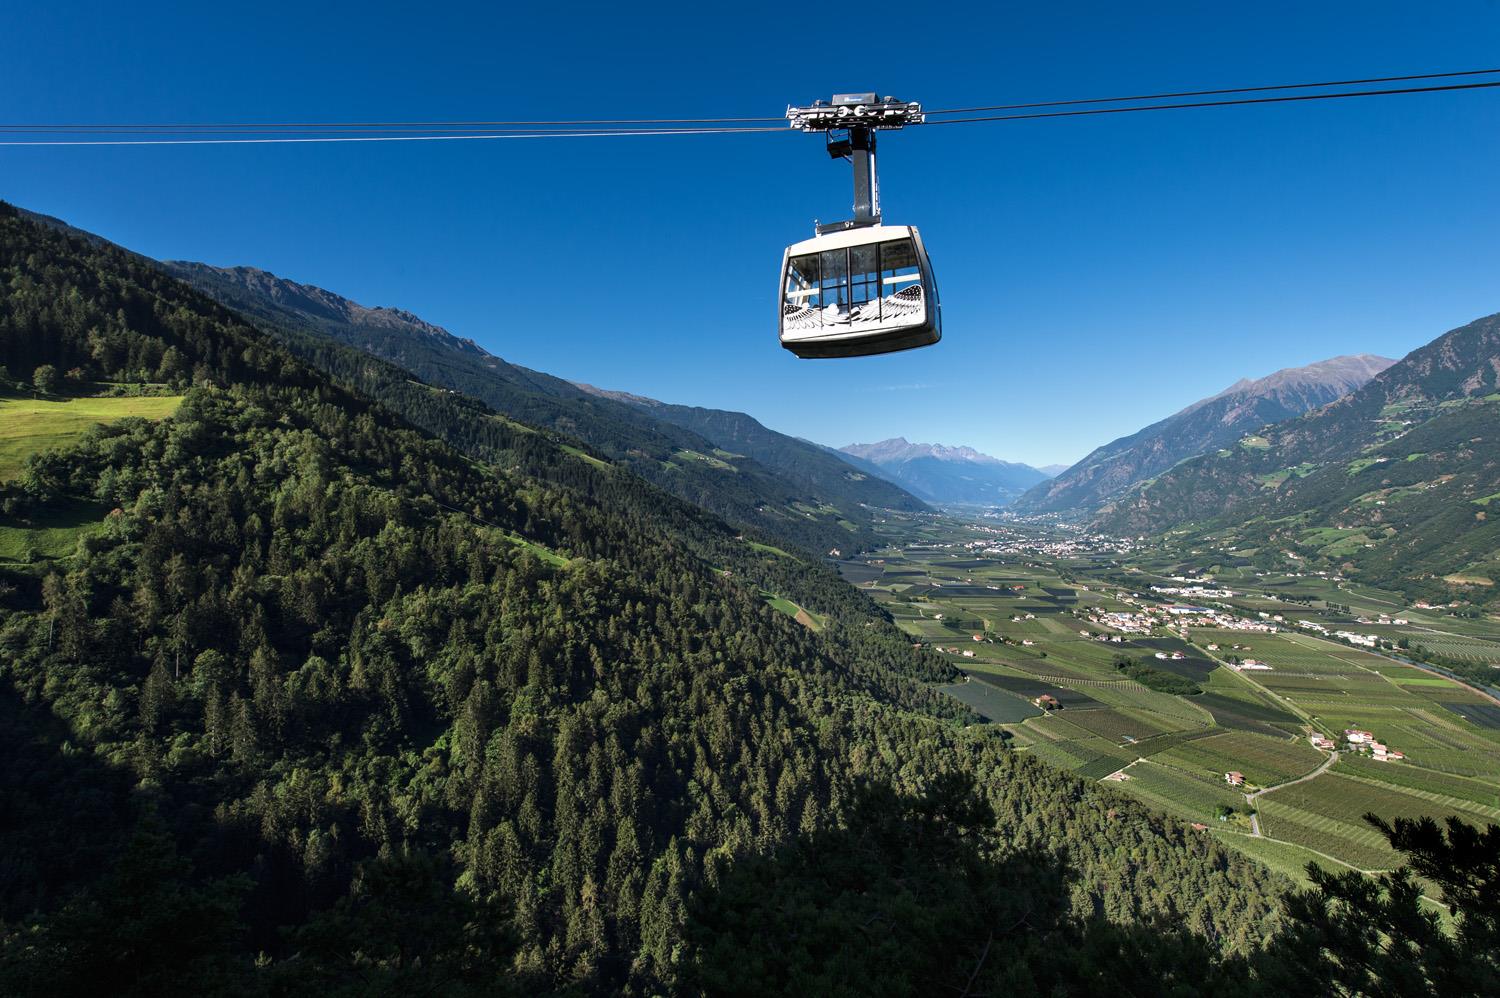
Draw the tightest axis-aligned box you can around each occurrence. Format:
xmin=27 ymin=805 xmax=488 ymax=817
xmin=681 ymin=771 xmax=1244 ymax=997
xmin=0 ymin=677 xmax=137 ymax=920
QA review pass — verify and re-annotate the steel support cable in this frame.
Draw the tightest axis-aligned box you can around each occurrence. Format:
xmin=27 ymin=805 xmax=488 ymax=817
xmin=0 ymin=126 xmax=792 ymax=147
xmin=922 ymin=67 xmax=1500 ymax=115
xmin=918 ymin=80 xmax=1500 ymax=126
xmin=2 ymin=72 xmax=1496 ymax=145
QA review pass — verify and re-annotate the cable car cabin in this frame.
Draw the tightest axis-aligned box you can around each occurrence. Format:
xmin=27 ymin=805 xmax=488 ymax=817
xmin=779 ymin=224 xmax=940 ymax=359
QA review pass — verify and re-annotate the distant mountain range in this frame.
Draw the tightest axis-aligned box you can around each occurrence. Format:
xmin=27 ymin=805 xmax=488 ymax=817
xmin=1012 ymin=354 xmax=1396 ymax=514
xmin=158 ymin=261 xmax=927 ymax=554
xmin=1095 ymin=313 xmax=1500 ymax=606
xmin=838 ymin=438 xmax=1052 ymax=507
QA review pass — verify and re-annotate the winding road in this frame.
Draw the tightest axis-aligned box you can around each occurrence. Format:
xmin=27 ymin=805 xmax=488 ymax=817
xmin=1243 ymin=749 xmax=1338 ymax=837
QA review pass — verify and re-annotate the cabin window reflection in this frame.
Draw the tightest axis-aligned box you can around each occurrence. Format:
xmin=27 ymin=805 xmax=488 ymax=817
xmin=850 ymin=244 xmax=880 ymax=306
xmin=818 ymin=248 xmax=849 ymax=311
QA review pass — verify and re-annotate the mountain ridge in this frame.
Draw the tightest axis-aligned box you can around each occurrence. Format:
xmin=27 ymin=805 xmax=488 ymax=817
xmin=159 ymin=259 xmax=927 ymax=553
xmin=1012 ymin=353 xmax=1396 ymax=514
xmin=1094 ymin=313 xmax=1500 ymax=610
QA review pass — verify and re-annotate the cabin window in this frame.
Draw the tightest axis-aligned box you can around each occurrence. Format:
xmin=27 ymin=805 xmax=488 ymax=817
xmin=784 ymin=238 xmax=923 ymax=329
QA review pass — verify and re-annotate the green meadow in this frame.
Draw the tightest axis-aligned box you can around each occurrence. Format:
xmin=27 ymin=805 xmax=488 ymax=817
xmin=1 ymin=392 xmax=184 ymax=481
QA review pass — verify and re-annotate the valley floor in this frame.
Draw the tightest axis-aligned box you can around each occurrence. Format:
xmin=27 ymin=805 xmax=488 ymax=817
xmin=841 ymin=510 xmax=1500 ymax=888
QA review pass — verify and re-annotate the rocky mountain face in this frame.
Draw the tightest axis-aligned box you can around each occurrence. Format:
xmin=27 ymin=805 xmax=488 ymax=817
xmin=838 ymin=437 xmax=1051 ymax=506
xmin=170 ymin=263 xmax=490 ymax=356
xmin=1012 ymin=354 xmax=1396 ymax=514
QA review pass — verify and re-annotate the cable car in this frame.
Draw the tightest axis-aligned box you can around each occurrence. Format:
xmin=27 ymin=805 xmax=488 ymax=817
xmin=778 ymin=224 xmax=940 ymax=358
xmin=780 ymin=93 xmax=939 ymax=359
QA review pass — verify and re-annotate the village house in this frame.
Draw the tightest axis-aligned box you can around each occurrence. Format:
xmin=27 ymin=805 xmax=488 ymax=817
xmin=1344 ymin=729 xmax=1374 ymax=745
xmin=1224 ymin=771 xmax=1245 ymax=787
xmin=1309 ymin=733 xmax=1335 ymax=750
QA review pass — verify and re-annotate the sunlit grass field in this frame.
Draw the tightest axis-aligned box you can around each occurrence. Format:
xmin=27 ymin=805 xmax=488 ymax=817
xmin=0 ymin=392 xmax=183 ymax=481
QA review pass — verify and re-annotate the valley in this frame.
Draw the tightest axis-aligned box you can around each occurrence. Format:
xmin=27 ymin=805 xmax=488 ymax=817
xmin=840 ymin=512 xmax=1500 ymax=887
xmin=2 ymin=211 xmax=1498 ymax=993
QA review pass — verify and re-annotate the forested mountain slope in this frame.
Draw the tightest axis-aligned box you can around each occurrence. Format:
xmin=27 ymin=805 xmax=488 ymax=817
xmin=1098 ymin=313 xmax=1500 ymax=608
xmin=0 ymin=203 xmax=1304 ymax=993
xmin=572 ymin=383 xmax=922 ymax=522
xmin=1015 ymin=355 xmax=1394 ymax=514
xmin=160 ymin=260 xmax=924 ymax=554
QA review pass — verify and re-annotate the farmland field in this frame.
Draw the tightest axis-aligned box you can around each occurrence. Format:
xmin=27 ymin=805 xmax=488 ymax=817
xmin=843 ymin=518 xmax=1500 ymax=890
xmin=1119 ymin=760 xmax=1249 ymax=824
xmin=937 ymin=679 xmax=1039 ymax=722
xmin=1155 ymin=730 xmax=1324 ymax=787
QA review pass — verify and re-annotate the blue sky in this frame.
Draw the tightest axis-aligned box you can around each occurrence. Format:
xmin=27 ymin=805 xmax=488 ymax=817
xmin=3 ymin=2 xmax=1499 ymax=466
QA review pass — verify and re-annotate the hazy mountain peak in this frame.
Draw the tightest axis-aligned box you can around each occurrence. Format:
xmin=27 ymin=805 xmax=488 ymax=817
xmin=842 ymin=437 xmax=1010 ymax=466
xmin=837 ymin=439 xmax=1049 ymax=506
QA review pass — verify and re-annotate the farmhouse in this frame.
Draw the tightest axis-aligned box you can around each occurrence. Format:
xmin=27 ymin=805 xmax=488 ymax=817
xmin=1309 ymin=734 xmax=1335 ymax=750
xmin=1034 ymin=694 xmax=1060 ymax=710
xmin=1224 ymin=771 xmax=1245 ymax=787
xmin=1344 ymin=729 xmax=1374 ymax=745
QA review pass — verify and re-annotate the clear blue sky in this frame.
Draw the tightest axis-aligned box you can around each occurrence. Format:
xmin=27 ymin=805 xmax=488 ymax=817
xmin=4 ymin=2 xmax=1499 ymax=466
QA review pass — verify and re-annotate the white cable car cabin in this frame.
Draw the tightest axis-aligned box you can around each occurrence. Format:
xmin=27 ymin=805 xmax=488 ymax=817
xmin=779 ymin=224 xmax=940 ymax=359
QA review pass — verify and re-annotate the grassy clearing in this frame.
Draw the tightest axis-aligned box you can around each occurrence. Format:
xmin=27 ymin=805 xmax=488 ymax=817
xmin=671 ymin=448 xmax=735 ymax=472
xmin=745 ymin=539 xmax=795 ymax=560
xmin=0 ymin=392 xmax=184 ymax=481
xmin=0 ymin=500 xmax=111 ymax=564
xmin=763 ymin=593 xmax=824 ymax=631
xmin=560 ymin=444 xmax=611 ymax=469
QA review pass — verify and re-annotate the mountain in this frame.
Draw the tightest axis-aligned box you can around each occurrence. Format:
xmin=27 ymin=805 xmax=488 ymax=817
xmin=1012 ymin=355 xmax=1396 ymax=514
xmin=839 ymin=437 xmax=1051 ymax=506
xmin=1037 ymin=464 xmax=1070 ymax=477
xmin=0 ymin=201 xmax=1291 ymax=992
xmin=1095 ymin=313 xmax=1500 ymax=612
xmin=160 ymin=261 xmax=926 ymax=554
